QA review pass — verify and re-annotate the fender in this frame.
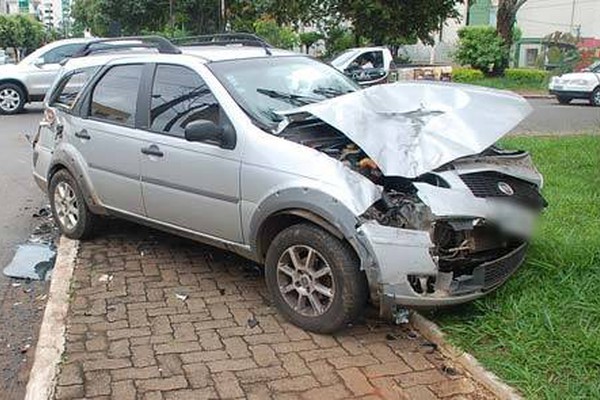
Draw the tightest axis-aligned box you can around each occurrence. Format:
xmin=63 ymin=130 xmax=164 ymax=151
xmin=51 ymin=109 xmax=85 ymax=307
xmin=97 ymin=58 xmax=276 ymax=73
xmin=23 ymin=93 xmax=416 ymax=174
xmin=247 ymin=187 xmax=380 ymax=300
xmin=48 ymin=142 xmax=108 ymax=215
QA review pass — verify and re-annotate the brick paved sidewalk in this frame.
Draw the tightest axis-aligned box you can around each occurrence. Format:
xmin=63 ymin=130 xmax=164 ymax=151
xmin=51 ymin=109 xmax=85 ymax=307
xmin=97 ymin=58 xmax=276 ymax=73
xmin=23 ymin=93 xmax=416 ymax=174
xmin=54 ymin=222 xmax=496 ymax=400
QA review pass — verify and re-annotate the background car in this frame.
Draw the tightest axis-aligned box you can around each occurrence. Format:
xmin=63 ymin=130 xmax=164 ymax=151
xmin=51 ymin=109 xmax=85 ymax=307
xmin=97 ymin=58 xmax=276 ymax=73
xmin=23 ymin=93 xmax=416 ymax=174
xmin=0 ymin=38 xmax=93 ymax=115
xmin=0 ymin=49 xmax=8 ymax=65
xmin=548 ymin=61 xmax=600 ymax=106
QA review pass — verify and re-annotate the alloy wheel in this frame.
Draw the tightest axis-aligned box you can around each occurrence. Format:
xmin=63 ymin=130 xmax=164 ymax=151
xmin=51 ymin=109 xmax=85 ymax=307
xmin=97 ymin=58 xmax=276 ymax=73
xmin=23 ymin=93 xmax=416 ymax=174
xmin=54 ymin=181 xmax=79 ymax=231
xmin=0 ymin=87 xmax=21 ymax=112
xmin=276 ymin=245 xmax=335 ymax=317
xmin=593 ymin=90 xmax=600 ymax=106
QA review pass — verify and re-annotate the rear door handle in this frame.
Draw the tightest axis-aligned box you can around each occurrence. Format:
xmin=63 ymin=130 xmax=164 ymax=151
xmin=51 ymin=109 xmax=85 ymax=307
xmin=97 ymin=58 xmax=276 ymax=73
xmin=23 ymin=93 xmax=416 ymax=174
xmin=141 ymin=144 xmax=164 ymax=157
xmin=74 ymin=129 xmax=90 ymax=140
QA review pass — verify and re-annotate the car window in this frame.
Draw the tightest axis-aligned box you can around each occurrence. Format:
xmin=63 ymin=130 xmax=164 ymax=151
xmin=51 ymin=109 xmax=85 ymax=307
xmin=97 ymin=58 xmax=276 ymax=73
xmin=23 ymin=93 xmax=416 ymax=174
xmin=90 ymin=64 xmax=143 ymax=127
xmin=50 ymin=67 xmax=97 ymax=109
xmin=149 ymin=64 xmax=222 ymax=138
xmin=42 ymin=43 xmax=85 ymax=65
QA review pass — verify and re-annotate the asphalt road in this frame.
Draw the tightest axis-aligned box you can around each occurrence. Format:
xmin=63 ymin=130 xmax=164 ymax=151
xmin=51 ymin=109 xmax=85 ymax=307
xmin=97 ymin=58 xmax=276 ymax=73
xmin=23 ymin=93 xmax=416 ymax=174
xmin=514 ymin=98 xmax=600 ymax=135
xmin=0 ymin=103 xmax=47 ymax=400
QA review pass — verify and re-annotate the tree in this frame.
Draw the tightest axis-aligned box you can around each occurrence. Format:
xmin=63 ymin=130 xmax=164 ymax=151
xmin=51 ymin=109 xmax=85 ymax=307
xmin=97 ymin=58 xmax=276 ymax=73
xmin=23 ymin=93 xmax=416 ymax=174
xmin=496 ymin=0 xmax=528 ymax=71
xmin=0 ymin=15 xmax=45 ymax=61
xmin=455 ymin=26 xmax=506 ymax=74
xmin=299 ymin=31 xmax=323 ymax=53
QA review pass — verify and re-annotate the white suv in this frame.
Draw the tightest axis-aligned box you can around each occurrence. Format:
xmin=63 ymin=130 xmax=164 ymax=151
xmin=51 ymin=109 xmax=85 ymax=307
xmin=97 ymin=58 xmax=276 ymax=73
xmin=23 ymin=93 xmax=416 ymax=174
xmin=548 ymin=61 xmax=600 ymax=106
xmin=32 ymin=36 xmax=545 ymax=332
xmin=0 ymin=38 xmax=92 ymax=114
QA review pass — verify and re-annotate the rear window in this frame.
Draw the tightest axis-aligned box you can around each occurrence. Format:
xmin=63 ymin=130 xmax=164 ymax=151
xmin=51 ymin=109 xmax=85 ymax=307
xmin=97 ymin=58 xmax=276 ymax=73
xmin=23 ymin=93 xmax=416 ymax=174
xmin=50 ymin=67 xmax=97 ymax=109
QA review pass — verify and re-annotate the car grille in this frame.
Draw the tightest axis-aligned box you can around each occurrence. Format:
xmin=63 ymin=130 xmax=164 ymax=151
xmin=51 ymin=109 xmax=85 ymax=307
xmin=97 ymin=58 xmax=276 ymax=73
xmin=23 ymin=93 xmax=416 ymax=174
xmin=460 ymin=171 xmax=547 ymax=210
xmin=475 ymin=243 xmax=528 ymax=290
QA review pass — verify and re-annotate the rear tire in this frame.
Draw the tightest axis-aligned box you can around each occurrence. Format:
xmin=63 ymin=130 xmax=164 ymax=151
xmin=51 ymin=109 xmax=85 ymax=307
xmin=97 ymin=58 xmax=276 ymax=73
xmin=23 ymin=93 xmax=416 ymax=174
xmin=265 ymin=223 xmax=368 ymax=333
xmin=557 ymin=96 xmax=572 ymax=105
xmin=0 ymin=82 xmax=25 ymax=115
xmin=590 ymin=87 xmax=600 ymax=107
xmin=49 ymin=169 xmax=97 ymax=239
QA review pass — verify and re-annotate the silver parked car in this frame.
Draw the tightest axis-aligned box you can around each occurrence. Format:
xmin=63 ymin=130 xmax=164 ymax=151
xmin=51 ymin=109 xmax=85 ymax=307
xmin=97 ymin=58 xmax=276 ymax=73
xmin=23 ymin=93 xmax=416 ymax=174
xmin=32 ymin=36 xmax=545 ymax=332
xmin=0 ymin=38 xmax=93 ymax=114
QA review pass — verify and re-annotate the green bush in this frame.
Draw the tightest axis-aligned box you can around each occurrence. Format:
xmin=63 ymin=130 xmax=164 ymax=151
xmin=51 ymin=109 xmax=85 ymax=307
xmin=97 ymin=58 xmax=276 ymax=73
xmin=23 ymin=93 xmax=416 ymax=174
xmin=455 ymin=26 xmax=506 ymax=74
xmin=452 ymin=67 xmax=485 ymax=82
xmin=504 ymin=68 xmax=549 ymax=85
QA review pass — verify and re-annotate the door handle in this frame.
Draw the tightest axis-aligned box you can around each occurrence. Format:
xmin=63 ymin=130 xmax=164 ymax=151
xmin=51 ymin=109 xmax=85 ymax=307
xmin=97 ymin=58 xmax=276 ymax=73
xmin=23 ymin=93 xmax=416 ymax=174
xmin=141 ymin=144 xmax=164 ymax=157
xmin=74 ymin=129 xmax=90 ymax=140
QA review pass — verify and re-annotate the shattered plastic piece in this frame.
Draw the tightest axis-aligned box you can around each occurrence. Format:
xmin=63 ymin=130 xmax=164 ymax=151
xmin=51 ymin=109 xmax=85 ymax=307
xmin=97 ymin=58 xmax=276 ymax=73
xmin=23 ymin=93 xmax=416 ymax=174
xmin=247 ymin=316 xmax=259 ymax=329
xmin=32 ymin=206 xmax=51 ymax=218
xmin=393 ymin=307 xmax=410 ymax=325
xmin=289 ymin=82 xmax=532 ymax=177
xmin=175 ymin=293 xmax=189 ymax=302
xmin=19 ymin=344 xmax=31 ymax=353
xmin=11 ymin=283 xmax=21 ymax=288
xmin=407 ymin=330 xmax=418 ymax=340
xmin=421 ymin=342 xmax=438 ymax=353
xmin=98 ymin=274 xmax=113 ymax=282
xmin=441 ymin=364 xmax=458 ymax=376
xmin=3 ymin=244 xmax=56 ymax=281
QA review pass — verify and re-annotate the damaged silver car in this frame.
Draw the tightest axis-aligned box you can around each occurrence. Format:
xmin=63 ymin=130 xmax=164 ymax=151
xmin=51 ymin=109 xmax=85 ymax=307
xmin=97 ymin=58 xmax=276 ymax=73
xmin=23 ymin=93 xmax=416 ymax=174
xmin=32 ymin=36 xmax=545 ymax=333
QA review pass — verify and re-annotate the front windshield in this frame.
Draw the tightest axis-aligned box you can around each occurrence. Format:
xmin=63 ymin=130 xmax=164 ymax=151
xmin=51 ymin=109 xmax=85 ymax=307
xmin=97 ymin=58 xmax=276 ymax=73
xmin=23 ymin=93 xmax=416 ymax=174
xmin=330 ymin=49 xmax=359 ymax=68
xmin=209 ymin=56 xmax=359 ymax=130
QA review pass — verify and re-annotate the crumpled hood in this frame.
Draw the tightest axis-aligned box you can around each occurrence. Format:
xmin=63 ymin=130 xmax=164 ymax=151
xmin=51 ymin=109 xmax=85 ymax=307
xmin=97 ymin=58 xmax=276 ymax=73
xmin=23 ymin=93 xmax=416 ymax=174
xmin=289 ymin=81 xmax=532 ymax=178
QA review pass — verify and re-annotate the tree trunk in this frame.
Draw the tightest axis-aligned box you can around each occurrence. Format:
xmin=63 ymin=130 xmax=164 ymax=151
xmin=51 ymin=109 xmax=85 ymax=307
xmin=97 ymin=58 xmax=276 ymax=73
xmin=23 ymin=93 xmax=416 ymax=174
xmin=496 ymin=0 xmax=527 ymax=73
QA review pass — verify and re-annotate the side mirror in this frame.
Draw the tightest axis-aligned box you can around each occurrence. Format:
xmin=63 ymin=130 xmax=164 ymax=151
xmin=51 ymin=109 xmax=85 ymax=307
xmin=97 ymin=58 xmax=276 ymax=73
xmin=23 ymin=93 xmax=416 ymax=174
xmin=33 ymin=57 xmax=45 ymax=67
xmin=185 ymin=120 xmax=225 ymax=146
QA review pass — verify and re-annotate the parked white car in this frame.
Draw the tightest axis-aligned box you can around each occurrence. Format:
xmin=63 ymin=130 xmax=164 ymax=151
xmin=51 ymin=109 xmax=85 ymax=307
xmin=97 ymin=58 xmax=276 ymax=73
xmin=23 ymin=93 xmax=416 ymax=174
xmin=548 ymin=61 xmax=600 ymax=106
xmin=0 ymin=38 xmax=93 ymax=114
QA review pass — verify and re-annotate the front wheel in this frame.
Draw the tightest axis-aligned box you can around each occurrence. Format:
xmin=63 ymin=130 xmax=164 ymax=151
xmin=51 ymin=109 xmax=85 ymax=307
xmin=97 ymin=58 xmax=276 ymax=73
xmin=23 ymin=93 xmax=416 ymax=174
xmin=0 ymin=83 xmax=25 ymax=115
xmin=557 ymin=96 xmax=572 ymax=105
xmin=265 ymin=223 xmax=368 ymax=333
xmin=590 ymin=87 xmax=600 ymax=107
xmin=49 ymin=170 xmax=97 ymax=239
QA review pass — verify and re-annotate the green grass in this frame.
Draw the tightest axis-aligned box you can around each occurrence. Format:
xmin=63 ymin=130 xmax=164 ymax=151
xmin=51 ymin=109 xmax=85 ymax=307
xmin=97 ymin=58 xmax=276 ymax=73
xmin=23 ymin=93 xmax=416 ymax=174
xmin=433 ymin=135 xmax=600 ymax=399
xmin=466 ymin=77 xmax=548 ymax=94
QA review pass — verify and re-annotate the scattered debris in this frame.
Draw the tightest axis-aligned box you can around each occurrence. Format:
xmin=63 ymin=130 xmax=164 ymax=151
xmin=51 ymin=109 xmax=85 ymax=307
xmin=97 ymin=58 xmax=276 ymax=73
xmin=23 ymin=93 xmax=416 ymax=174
xmin=13 ymin=302 xmax=22 ymax=307
xmin=392 ymin=307 xmax=410 ymax=325
xmin=11 ymin=283 xmax=21 ymax=288
xmin=3 ymin=244 xmax=57 ymax=280
xmin=407 ymin=330 xmax=418 ymax=340
xmin=421 ymin=341 xmax=438 ymax=353
xmin=247 ymin=315 xmax=259 ymax=329
xmin=98 ymin=274 xmax=113 ymax=283
xmin=19 ymin=344 xmax=31 ymax=354
xmin=32 ymin=206 xmax=51 ymax=218
xmin=385 ymin=333 xmax=399 ymax=341
xmin=441 ymin=364 xmax=458 ymax=376
xmin=218 ymin=288 xmax=226 ymax=296
xmin=175 ymin=293 xmax=189 ymax=302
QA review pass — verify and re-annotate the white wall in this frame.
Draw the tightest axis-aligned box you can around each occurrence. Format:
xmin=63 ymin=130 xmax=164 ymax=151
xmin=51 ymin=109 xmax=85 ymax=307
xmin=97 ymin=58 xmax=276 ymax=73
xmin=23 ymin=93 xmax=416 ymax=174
xmin=517 ymin=0 xmax=600 ymax=38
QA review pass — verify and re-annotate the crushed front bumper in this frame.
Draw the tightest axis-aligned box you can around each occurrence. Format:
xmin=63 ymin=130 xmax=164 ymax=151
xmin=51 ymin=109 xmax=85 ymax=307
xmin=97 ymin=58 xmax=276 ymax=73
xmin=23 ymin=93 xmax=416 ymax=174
xmin=357 ymin=221 xmax=530 ymax=318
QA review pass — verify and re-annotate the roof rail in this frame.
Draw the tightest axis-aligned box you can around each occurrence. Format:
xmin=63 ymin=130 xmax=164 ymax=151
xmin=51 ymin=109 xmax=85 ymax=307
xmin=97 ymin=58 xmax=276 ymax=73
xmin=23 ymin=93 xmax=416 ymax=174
xmin=72 ymin=36 xmax=181 ymax=58
xmin=172 ymin=33 xmax=271 ymax=48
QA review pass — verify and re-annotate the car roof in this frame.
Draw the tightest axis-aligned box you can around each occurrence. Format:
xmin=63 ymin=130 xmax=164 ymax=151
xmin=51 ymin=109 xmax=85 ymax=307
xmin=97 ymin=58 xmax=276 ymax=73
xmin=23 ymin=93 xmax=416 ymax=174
xmin=61 ymin=45 xmax=300 ymax=72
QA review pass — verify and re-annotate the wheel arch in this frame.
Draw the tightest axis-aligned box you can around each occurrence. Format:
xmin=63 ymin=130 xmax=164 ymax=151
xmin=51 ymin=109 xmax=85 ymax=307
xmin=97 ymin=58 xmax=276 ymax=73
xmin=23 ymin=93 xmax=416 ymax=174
xmin=0 ymin=78 xmax=29 ymax=101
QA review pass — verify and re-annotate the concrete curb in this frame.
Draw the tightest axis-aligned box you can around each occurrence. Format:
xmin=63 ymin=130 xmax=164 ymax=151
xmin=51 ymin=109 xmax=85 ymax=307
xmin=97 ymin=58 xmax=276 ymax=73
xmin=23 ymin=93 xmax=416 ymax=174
xmin=25 ymin=237 xmax=79 ymax=400
xmin=519 ymin=94 xmax=554 ymax=99
xmin=410 ymin=312 xmax=522 ymax=400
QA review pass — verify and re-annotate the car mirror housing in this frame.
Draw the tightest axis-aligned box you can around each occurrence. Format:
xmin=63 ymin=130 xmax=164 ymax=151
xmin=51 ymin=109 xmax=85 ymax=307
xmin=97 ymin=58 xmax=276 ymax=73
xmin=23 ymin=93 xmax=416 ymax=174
xmin=185 ymin=120 xmax=226 ymax=147
xmin=33 ymin=57 xmax=45 ymax=67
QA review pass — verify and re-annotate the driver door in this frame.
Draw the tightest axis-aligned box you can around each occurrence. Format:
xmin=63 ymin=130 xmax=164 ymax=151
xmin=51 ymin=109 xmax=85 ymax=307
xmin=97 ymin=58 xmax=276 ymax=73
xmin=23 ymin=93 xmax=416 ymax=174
xmin=25 ymin=43 xmax=86 ymax=98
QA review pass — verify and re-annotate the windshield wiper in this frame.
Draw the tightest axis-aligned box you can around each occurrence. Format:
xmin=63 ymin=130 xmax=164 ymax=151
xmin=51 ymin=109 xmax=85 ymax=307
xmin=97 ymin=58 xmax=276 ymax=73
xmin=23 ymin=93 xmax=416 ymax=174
xmin=256 ymin=88 xmax=319 ymax=107
xmin=312 ymin=87 xmax=354 ymax=98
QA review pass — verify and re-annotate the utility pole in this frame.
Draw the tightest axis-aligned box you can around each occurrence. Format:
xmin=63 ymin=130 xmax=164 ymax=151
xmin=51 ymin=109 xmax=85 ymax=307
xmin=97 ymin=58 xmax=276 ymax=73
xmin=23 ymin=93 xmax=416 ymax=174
xmin=569 ymin=0 xmax=577 ymax=35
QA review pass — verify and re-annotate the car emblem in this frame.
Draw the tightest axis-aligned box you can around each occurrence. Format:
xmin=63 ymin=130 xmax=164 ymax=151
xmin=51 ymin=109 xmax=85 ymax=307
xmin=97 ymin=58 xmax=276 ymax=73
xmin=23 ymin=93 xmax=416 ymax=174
xmin=497 ymin=181 xmax=514 ymax=196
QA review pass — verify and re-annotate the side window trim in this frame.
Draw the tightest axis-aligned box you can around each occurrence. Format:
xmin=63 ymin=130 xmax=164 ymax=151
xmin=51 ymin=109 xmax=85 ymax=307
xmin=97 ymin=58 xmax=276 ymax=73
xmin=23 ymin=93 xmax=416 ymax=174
xmin=48 ymin=67 xmax=98 ymax=113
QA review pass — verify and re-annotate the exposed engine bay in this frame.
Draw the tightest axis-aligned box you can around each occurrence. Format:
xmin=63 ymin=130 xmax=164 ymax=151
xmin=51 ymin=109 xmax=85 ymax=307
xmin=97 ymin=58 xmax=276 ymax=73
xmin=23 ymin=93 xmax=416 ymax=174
xmin=280 ymin=117 xmax=545 ymax=298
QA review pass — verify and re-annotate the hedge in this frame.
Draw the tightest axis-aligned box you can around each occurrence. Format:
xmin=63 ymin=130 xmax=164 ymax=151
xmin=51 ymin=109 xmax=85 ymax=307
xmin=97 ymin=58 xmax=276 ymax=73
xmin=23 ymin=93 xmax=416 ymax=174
xmin=504 ymin=68 xmax=549 ymax=85
xmin=452 ymin=67 xmax=485 ymax=82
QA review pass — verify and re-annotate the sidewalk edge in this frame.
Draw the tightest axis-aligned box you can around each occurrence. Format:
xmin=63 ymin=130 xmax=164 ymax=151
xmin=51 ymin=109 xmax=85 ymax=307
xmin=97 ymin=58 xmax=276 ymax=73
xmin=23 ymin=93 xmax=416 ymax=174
xmin=411 ymin=311 xmax=522 ymax=400
xmin=25 ymin=237 xmax=79 ymax=400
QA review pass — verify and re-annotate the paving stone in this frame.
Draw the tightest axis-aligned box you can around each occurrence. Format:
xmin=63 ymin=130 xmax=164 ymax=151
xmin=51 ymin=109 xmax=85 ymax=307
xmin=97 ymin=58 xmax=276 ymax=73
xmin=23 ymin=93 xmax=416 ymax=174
xmin=267 ymin=375 xmax=319 ymax=393
xmin=55 ymin=384 xmax=85 ymax=399
xmin=300 ymin=383 xmax=351 ymax=400
xmin=428 ymin=377 xmax=476 ymax=397
xmin=85 ymin=370 xmax=111 ymax=396
xmin=136 ymin=375 xmax=188 ymax=392
xmin=338 ymin=367 xmax=375 ymax=396
xmin=214 ymin=371 xmax=244 ymax=398
xmin=112 ymin=379 xmax=136 ymax=400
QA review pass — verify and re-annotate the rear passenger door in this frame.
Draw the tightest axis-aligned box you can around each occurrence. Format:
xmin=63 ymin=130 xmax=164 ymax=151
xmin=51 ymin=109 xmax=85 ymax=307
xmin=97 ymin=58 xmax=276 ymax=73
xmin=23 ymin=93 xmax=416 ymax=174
xmin=73 ymin=63 xmax=146 ymax=215
xmin=138 ymin=64 xmax=243 ymax=242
